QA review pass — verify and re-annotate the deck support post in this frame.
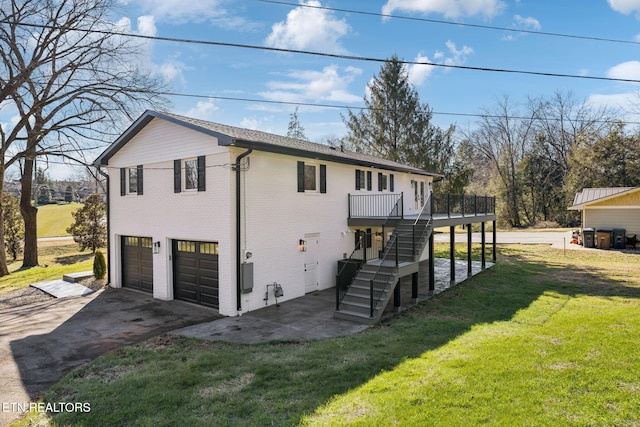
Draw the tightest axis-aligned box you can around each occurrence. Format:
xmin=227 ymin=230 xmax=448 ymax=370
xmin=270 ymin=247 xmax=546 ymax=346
xmin=492 ymin=220 xmax=497 ymax=263
xmin=481 ymin=221 xmax=486 ymax=270
xmin=467 ymin=224 xmax=472 ymax=278
xmin=428 ymin=232 xmax=435 ymax=292
xmin=450 ymin=226 xmax=455 ymax=286
xmin=394 ymin=280 xmax=401 ymax=310
xmin=411 ymin=271 xmax=418 ymax=303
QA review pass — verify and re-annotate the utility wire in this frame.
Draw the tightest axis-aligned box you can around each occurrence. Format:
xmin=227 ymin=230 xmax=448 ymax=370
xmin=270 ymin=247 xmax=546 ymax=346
xmin=258 ymin=0 xmax=640 ymax=46
xmin=3 ymin=20 xmax=640 ymax=84
xmin=160 ymin=91 xmax=640 ymax=126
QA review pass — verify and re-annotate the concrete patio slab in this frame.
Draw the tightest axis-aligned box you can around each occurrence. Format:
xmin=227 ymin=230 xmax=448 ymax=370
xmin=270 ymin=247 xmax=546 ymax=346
xmin=30 ymin=280 xmax=94 ymax=298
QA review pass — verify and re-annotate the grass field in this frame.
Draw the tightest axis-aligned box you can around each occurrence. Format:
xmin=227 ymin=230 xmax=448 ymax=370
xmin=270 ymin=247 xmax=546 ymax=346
xmin=17 ymin=244 xmax=640 ymax=427
xmin=36 ymin=203 xmax=81 ymax=238
xmin=0 ymin=241 xmax=95 ymax=293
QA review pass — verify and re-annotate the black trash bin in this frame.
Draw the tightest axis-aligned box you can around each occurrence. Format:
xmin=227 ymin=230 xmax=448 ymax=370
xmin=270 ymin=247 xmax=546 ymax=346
xmin=613 ymin=228 xmax=626 ymax=249
xmin=582 ymin=228 xmax=595 ymax=248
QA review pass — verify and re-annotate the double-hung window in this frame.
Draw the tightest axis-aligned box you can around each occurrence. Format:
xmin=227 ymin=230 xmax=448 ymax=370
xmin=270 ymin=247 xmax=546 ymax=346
xmin=377 ymin=173 xmax=395 ymax=192
xmin=120 ymin=165 xmax=143 ymax=196
xmin=355 ymin=169 xmax=372 ymax=191
xmin=174 ymin=156 xmax=206 ymax=193
xmin=297 ymin=161 xmax=326 ymax=193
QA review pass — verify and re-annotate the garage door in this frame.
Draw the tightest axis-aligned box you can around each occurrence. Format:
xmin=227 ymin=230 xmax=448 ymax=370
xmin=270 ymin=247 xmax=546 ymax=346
xmin=122 ymin=236 xmax=153 ymax=293
xmin=173 ymin=240 xmax=219 ymax=308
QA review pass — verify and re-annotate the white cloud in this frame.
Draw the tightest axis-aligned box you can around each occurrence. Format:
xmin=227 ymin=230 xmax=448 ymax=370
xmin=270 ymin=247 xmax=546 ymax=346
xmin=185 ymin=100 xmax=219 ymax=120
xmin=260 ymin=65 xmax=362 ymax=106
xmin=513 ymin=15 xmax=541 ymax=30
xmin=406 ymin=41 xmax=474 ymax=86
xmin=115 ymin=15 xmax=188 ymax=84
xmin=137 ymin=15 xmax=157 ymax=37
xmin=503 ymin=15 xmax=541 ymax=41
xmin=443 ymin=40 xmax=473 ymax=68
xmin=265 ymin=0 xmax=351 ymax=54
xmin=606 ymin=61 xmax=640 ymax=80
xmin=407 ymin=53 xmax=436 ymax=86
xmin=382 ymin=0 xmax=506 ymax=19
xmin=608 ymin=0 xmax=640 ymax=16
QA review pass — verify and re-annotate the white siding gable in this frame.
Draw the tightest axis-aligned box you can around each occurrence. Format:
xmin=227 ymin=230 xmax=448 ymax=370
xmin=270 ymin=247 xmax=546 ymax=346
xmin=108 ymin=118 xmax=228 ymax=167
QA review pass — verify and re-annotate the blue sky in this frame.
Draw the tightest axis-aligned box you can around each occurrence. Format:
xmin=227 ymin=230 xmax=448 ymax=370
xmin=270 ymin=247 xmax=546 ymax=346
xmin=5 ymin=0 xmax=640 ymax=178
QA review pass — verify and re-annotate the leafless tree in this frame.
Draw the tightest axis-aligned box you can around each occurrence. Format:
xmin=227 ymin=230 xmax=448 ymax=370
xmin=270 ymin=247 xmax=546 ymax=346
xmin=0 ymin=0 xmax=168 ymax=273
xmin=470 ymin=95 xmax=536 ymax=227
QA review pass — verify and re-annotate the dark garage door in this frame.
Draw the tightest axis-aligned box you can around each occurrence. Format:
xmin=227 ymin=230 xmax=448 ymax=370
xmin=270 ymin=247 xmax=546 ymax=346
xmin=173 ymin=240 xmax=219 ymax=308
xmin=122 ymin=236 xmax=153 ymax=293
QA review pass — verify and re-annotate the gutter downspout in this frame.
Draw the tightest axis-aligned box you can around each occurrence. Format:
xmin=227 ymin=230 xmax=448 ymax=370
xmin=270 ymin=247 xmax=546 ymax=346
xmin=96 ymin=166 xmax=110 ymax=284
xmin=235 ymin=147 xmax=252 ymax=312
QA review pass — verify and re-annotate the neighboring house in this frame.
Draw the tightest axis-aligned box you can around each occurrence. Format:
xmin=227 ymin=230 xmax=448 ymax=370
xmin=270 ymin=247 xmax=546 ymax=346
xmin=569 ymin=187 xmax=640 ymax=245
xmin=94 ymin=110 xmax=495 ymax=322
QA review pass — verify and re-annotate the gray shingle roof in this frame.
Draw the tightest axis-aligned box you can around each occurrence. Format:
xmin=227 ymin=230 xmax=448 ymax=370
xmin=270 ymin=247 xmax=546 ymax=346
xmin=569 ymin=187 xmax=637 ymax=209
xmin=94 ymin=110 xmax=442 ymax=178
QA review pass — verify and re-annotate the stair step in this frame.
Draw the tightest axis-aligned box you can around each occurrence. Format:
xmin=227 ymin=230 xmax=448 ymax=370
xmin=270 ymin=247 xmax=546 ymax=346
xmin=334 ymin=309 xmax=379 ymax=324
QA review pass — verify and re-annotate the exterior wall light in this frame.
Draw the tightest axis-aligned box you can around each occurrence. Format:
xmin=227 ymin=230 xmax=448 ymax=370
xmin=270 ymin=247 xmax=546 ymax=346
xmin=298 ymin=239 xmax=307 ymax=252
xmin=153 ymin=241 xmax=161 ymax=254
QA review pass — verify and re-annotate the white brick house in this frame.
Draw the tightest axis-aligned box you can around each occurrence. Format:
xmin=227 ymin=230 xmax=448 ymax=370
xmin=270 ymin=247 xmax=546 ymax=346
xmin=94 ymin=110 xmax=445 ymax=317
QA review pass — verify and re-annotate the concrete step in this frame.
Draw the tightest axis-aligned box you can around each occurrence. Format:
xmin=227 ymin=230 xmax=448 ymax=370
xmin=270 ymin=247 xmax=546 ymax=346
xmin=63 ymin=271 xmax=94 ymax=283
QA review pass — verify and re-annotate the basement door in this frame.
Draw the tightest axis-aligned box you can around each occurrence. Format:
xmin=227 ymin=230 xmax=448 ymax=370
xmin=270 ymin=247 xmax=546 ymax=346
xmin=304 ymin=233 xmax=320 ymax=293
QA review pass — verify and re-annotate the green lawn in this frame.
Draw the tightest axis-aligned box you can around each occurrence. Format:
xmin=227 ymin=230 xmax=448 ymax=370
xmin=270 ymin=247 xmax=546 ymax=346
xmin=0 ymin=241 xmax=95 ymax=293
xmin=37 ymin=203 xmax=81 ymax=238
xmin=17 ymin=245 xmax=640 ymax=426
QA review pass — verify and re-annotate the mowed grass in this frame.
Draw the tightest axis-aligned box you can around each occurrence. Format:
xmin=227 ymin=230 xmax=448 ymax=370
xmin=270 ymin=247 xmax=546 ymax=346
xmin=0 ymin=241 xmax=95 ymax=293
xmin=37 ymin=203 xmax=81 ymax=237
xmin=19 ymin=245 xmax=640 ymax=427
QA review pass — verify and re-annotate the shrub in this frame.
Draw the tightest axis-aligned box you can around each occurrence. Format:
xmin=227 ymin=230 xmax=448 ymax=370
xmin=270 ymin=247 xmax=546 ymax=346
xmin=93 ymin=250 xmax=107 ymax=280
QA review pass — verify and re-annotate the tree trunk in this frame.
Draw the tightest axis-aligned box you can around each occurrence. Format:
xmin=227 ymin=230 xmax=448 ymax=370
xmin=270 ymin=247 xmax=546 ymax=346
xmin=20 ymin=157 xmax=38 ymax=267
xmin=0 ymin=167 xmax=11 ymax=276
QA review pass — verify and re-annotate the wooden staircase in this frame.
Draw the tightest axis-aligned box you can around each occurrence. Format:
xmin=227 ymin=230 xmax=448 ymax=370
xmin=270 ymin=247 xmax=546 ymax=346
xmin=335 ymin=218 xmax=431 ymax=324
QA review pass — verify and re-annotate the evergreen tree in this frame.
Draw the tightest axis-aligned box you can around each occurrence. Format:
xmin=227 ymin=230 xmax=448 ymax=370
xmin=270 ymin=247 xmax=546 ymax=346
xmin=66 ymin=194 xmax=106 ymax=253
xmin=64 ymin=185 xmax=74 ymax=203
xmin=343 ymin=55 xmax=463 ymax=190
xmin=2 ymin=193 xmax=23 ymax=261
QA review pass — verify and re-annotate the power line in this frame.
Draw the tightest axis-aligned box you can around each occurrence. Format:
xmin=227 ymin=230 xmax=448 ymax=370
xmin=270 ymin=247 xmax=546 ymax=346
xmin=258 ymin=0 xmax=640 ymax=46
xmin=161 ymin=91 xmax=640 ymax=126
xmin=3 ymin=20 xmax=640 ymax=84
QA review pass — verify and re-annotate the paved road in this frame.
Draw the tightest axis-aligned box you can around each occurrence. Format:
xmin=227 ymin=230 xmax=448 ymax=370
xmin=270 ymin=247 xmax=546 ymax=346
xmin=433 ymin=230 xmax=581 ymax=250
xmin=0 ymin=288 xmax=220 ymax=427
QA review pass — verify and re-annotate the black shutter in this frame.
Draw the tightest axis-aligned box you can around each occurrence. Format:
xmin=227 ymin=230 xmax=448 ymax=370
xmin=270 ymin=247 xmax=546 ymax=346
xmin=197 ymin=155 xmax=206 ymax=191
xmin=390 ymin=174 xmax=394 ymax=192
xmin=355 ymin=170 xmax=361 ymax=190
xmin=378 ymin=173 xmax=383 ymax=191
xmin=297 ymin=161 xmax=305 ymax=192
xmin=366 ymin=228 xmax=372 ymax=248
xmin=137 ymin=165 xmax=143 ymax=195
xmin=120 ymin=168 xmax=126 ymax=196
xmin=367 ymin=171 xmax=372 ymax=191
xmin=320 ymin=164 xmax=326 ymax=193
xmin=174 ymin=160 xmax=181 ymax=193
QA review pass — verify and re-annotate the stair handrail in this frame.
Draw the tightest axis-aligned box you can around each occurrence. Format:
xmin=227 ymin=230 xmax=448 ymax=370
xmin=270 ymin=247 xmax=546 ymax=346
xmin=412 ymin=194 xmax=433 ymax=256
xmin=335 ymin=233 xmax=367 ymax=309
xmin=337 ymin=193 xmax=403 ymax=314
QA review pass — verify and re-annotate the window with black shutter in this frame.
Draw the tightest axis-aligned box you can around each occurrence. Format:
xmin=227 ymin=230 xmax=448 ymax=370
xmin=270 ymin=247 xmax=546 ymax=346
xmin=121 ymin=166 xmax=143 ymax=196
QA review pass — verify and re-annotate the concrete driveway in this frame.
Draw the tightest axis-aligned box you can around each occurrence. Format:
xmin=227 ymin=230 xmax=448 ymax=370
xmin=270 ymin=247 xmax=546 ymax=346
xmin=0 ymin=288 xmax=220 ymax=427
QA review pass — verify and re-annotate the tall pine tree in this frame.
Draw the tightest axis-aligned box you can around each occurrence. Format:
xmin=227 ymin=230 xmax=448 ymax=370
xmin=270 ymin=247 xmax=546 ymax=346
xmin=342 ymin=55 xmax=461 ymax=186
